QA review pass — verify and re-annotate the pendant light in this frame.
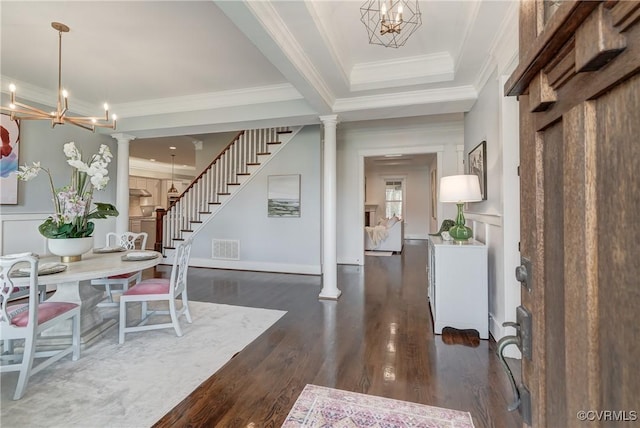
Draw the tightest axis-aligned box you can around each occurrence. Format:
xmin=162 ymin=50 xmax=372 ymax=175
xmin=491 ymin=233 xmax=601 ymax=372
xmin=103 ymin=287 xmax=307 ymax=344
xmin=1 ymin=22 xmax=117 ymax=131
xmin=168 ymin=154 xmax=179 ymax=196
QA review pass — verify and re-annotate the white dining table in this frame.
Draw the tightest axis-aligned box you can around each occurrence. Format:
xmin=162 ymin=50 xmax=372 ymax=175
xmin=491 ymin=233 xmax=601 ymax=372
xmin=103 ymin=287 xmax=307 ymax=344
xmin=11 ymin=250 xmax=163 ymax=347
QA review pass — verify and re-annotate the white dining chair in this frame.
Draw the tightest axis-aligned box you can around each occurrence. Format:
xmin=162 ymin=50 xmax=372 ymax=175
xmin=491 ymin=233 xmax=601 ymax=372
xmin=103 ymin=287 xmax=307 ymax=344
xmin=0 ymin=253 xmax=81 ymax=400
xmin=119 ymin=238 xmax=193 ymax=344
xmin=91 ymin=231 xmax=148 ymax=307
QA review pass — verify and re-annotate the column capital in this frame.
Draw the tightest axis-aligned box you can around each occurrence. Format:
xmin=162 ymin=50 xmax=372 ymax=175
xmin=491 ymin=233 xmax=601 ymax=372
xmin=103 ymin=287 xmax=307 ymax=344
xmin=111 ymin=133 xmax=136 ymax=144
xmin=319 ymin=115 xmax=339 ymax=126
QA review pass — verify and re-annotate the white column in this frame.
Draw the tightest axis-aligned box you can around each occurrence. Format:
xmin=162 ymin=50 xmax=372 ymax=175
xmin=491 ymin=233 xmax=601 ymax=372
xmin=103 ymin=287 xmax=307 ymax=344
xmin=111 ymin=133 xmax=136 ymax=235
xmin=319 ymin=115 xmax=341 ymax=300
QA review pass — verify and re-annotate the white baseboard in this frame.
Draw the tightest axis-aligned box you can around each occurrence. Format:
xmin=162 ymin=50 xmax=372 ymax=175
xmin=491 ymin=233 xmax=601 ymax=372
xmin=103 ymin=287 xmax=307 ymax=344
xmin=182 ymin=257 xmax=321 ymax=275
xmin=405 ymin=233 xmax=428 ymax=240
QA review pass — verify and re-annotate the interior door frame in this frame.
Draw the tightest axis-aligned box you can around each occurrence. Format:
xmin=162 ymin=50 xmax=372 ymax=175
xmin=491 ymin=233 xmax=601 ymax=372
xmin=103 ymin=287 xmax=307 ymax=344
xmin=357 ymin=146 xmax=443 ymax=265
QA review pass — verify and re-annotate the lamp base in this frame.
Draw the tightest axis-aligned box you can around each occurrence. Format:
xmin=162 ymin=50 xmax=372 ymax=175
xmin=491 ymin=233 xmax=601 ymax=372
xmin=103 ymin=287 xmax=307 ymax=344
xmin=448 ymin=224 xmax=473 ymax=241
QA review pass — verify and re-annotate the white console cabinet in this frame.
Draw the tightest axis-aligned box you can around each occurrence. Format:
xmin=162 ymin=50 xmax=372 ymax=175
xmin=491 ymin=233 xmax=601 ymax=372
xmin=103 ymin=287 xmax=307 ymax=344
xmin=427 ymin=236 xmax=488 ymax=339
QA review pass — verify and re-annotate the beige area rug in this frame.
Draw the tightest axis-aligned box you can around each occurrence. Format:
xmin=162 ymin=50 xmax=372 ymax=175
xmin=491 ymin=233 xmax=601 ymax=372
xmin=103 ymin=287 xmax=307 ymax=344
xmin=365 ymin=251 xmax=394 ymax=256
xmin=1 ymin=301 xmax=286 ymax=428
xmin=282 ymin=384 xmax=475 ymax=427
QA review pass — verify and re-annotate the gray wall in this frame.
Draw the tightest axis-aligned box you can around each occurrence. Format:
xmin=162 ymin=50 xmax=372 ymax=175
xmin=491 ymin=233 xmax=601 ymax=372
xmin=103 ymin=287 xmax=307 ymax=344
xmin=189 ymin=126 xmax=322 ymax=274
xmin=365 ymin=162 xmax=431 ymax=239
xmin=0 ymin=120 xmax=117 ymax=249
xmin=194 ymin=131 xmax=239 ymax=174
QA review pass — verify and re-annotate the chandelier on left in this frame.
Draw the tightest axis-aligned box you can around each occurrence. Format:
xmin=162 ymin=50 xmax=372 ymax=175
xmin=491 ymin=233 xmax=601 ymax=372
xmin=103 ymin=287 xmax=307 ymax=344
xmin=1 ymin=22 xmax=116 ymax=132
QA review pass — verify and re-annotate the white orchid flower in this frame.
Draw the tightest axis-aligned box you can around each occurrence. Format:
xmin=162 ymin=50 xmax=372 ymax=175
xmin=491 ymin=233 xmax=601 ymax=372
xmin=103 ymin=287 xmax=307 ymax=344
xmin=63 ymin=142 xmax=81 ymax=160
xmin=68 ymin=159 xmax=90 ymax=173
xmin=98 ymin=145 xmax=112 ymax=161
xmin=16 ymin=162 xmax=42 ymax=181
xmin=91 ymin=174 xmax=109 ymax=189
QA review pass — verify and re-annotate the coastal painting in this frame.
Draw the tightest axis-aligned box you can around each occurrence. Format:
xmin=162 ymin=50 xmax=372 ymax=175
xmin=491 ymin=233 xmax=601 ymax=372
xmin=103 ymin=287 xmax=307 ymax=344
xmin=268 ymin=174 xmax=300 ymax=217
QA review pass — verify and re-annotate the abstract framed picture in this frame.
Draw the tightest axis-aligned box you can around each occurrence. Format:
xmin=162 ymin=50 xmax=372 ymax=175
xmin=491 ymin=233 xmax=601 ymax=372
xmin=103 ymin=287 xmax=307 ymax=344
xmin=0 ymin=114 xmax=20 ymax=204
xmin=268 ymin=174 xmax=300 ymax=217
xmin=468 ymin=141 xmax=487 ymax=200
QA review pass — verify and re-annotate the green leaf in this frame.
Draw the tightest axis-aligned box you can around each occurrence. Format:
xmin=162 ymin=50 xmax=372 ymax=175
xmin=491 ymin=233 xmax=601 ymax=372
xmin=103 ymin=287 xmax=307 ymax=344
xmin=38 ymin=218 xmax=60 ymax=239
xmin=87 ymin=202 xmax=119 ymax=220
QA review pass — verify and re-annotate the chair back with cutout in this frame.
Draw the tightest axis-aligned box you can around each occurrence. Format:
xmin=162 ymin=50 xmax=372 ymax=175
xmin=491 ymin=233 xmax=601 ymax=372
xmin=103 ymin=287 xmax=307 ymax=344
xmin=170 ymin=238 xmax=193 ymax=298
xmin=1 ymin=254 xmax=39 ymax=330
xmin=106 ymin=232 xmax=148 ymax=250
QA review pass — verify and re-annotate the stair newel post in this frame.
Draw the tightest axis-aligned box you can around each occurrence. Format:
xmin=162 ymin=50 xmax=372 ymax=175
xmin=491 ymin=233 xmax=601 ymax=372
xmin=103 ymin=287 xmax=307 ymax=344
xmin=155 ymin=208 xmax=166 ymax=252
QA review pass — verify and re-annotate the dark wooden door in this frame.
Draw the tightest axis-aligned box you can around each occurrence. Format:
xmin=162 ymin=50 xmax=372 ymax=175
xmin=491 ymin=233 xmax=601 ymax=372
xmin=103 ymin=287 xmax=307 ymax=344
xmin=505 ymin=1 xmax=640 ymax=426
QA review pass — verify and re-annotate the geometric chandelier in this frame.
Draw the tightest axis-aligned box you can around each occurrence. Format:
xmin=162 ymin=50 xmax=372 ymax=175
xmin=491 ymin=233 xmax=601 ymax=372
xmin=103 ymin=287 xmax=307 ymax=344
xmin=360 ymin=0 xmax=422 ymax=48
xmin=1 ymin=22 xmax=116 ymax=132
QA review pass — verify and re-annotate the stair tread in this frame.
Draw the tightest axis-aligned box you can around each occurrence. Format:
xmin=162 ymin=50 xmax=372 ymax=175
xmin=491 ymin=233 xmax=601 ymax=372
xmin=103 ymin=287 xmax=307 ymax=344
xmin=257 ymin=152 xmax=271 ymax=156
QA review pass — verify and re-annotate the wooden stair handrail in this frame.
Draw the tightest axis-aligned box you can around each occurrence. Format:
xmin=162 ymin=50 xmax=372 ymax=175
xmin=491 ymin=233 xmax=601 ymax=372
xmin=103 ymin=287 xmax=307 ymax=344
xmin=167 ymin=130 xmax=245 ymax=211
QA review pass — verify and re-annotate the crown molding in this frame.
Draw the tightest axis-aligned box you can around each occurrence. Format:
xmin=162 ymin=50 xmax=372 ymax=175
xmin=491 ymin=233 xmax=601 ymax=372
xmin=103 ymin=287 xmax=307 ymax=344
xmin=129 ymin=157 xmax=195 ymax=176
xmin=0 ymin=75 xmax=116 ymax=117
xmin=350 ymin=53 xmax=454 ymax=92
xmin=305 ymin=1 xmax=350 ymax=89
xmin=453 ymin=0 xmax=483 ymax=75
xmin=1 ymin=76 xmax=303 ymax=121
xmin=473 ymin=1 xmax=519 ymax=91
xmin=113 ymin=84 xmax=302 ymax=118
xmin=333 ymin=85 xmax=477 ymax=112
xmin=244 ymin=1 xmax=336 ymax=109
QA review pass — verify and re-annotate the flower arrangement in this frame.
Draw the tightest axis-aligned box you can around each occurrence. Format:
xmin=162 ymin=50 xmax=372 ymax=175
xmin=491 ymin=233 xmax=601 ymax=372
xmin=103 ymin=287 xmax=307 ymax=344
xmin=17 ymin=142 xmax=119 ymax=238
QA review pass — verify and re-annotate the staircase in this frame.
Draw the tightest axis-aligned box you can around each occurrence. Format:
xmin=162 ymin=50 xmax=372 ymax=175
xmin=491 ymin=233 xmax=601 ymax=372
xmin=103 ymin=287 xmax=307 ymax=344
xmin=158 ymin=126 xmax=301 ymax=257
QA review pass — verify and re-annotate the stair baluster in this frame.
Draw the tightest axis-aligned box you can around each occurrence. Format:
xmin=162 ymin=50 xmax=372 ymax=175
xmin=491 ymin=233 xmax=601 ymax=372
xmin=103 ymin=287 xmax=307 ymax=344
xmin=157 ymin=127 xmax=295 ymax=251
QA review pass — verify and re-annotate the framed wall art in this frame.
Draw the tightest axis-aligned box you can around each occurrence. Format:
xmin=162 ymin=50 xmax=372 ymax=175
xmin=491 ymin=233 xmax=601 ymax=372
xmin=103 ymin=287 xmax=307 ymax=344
xmin=468 ymin=141 xmax=487 ymax=200
xmin=268 ymin=174 xmax=300 ymax=217
xmin=0 ymin=114 xmax=20 ymax=205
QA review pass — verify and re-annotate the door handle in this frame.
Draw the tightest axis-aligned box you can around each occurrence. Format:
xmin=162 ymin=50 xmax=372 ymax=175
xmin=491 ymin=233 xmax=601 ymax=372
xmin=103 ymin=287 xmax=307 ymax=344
xmin=497 ymin=306 xmax=533 ymax=424
xmin=497 ymin=326 xmax=521 ymax=412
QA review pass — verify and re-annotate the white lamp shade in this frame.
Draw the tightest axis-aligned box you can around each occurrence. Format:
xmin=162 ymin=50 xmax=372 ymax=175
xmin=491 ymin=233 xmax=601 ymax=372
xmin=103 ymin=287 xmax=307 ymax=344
xmin=439 ymin=174 xmax=482 ymax=203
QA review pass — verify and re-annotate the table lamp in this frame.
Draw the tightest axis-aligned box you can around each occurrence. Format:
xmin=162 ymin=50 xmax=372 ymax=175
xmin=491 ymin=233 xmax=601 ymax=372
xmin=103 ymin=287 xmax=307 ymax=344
xmin=439 ymin=174 xmax=482 ymax=241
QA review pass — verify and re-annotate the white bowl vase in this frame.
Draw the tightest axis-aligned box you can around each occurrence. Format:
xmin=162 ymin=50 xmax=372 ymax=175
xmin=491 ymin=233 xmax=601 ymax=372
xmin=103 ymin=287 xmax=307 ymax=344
xmin=48 ymin=237 xmax=94 ymax=262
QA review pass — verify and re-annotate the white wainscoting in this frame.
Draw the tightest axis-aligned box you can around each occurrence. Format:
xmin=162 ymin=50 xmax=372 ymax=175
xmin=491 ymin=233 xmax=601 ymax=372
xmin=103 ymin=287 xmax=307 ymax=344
xmin=1 ymin=213 xmax=50 ymax=255
xmin=1 ymin=213 xmax=114 ymax=256
xmin=466 ymin=211 xmax=521 ymax=359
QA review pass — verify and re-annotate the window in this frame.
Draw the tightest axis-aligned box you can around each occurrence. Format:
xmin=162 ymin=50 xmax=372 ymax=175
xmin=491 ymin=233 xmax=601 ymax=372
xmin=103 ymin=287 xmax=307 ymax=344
xmin=385 ymin=179 xmax=404 ymax=218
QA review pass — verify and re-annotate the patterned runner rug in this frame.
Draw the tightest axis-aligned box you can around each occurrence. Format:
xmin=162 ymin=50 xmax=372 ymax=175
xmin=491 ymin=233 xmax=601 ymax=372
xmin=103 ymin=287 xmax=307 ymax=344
xmin=282 ymin=384 xmax=475 ymax=427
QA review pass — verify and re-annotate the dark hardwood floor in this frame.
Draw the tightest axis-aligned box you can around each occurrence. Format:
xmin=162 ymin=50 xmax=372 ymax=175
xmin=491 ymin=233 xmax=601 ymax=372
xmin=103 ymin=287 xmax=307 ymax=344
xmin=152 ymin=239 xmax=522 ymax=428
